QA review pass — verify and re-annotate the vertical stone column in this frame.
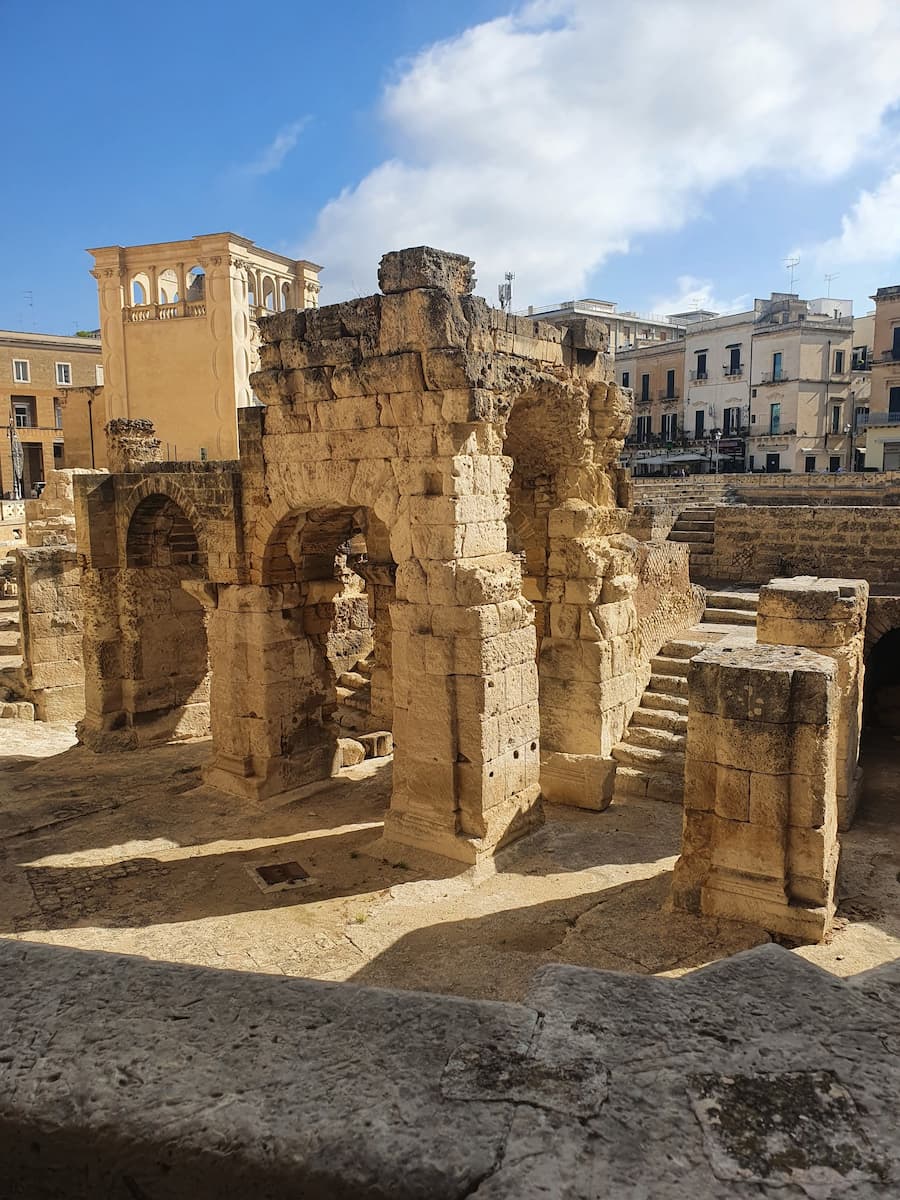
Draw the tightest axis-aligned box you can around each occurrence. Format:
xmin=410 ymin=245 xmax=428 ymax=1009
xmin=204 ymin=583 xmax=339 ymax=800
xmin=538 ymin=502 xmax=640 ymax=810
xmin=15 ymin=547 xmax=85 ymax=721
xmin=756 ymin=576 xmax=868 ymax=830
xmin=91 ymin=257 xmax=128 ymax=420
xmin=77 ymin=567 xmax=132 ymax=749
xmin=384 ymin=483 xmax=542 ymax=865
xmin=672 ymin=641 xmax=840 ymax=942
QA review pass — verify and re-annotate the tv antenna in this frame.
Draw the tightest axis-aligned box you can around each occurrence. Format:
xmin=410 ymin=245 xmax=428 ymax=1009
xmin=498 ymin=271 xmax=514 ymax=312
xmin=785 ymin=256 xmax=800 ymax=293
xmin=824 ymin=272 xmax=839 ymax=298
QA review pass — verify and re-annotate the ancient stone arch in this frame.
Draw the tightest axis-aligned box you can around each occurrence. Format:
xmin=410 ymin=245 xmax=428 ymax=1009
xmin=72 ymin=247 xmax=697 ymax=865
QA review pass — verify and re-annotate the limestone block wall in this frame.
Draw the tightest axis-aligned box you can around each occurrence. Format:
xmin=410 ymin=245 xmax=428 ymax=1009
xmin=757 ymin=577 xmax=867 ymax=831
xmin=672 ymin=641 xmax=840 ymax=942
xmin=15 ymin=547 xmax=85 ymax=721
xmin=632 ymin=470 xmax=900 ymax=507
xmin=706 ymin=505 xmax=900 ymax=586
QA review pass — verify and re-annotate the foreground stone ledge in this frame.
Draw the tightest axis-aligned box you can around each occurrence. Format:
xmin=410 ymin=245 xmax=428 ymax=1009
xmin=0 ymin=941 xmax=896 ymax=1198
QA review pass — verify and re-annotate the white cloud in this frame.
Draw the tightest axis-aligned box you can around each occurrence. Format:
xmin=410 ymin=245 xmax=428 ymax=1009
xmin=650 ymin=275 xmax=751 ymax=318
xmin=241 ymin=119 xmax=309 ymax=177
xmin=301 ymin=0 xmax=900 ymax=305
xmin=804 ymin=169 xmax=900 ymax=268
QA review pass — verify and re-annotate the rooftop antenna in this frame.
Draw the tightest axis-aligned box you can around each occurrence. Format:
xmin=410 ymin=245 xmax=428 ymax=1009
xmin=785 ymin=256 xmax=800 ymax=293
xmin=498 ymin=271 xmax=514 ymax=312
xmin=824 ymin=272 xmax=839 ymax=298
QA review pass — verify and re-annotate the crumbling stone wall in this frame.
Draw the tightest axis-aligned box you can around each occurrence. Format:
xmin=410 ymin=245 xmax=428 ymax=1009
xmin=70 ymin=247 xmax=699 ymax=864
xmin=14 ymin=547 xmax=84 ymax=721
xmin=706 ymin=504 xmax=900 ymax=585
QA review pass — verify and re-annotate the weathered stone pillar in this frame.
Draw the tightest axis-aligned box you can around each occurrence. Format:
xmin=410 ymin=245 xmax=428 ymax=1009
xmin=77 ymin=568 xmax=130 ymax=749
xmin=672 ymin=641 xmax=840 ymax=942
xmin=384 ymin=494 xmax=542 ymax=865
xmin=756 ymin=576 xmax=868 ymax=830
xmin=204 ymin=583 xmax=339 ymax=800
xmin=15 ymin=547 xmax=84 ymax=721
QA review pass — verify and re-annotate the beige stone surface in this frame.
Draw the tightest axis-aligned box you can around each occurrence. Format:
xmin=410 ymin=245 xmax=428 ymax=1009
xmin=0 ymin=722 xmax=896 ymax=1000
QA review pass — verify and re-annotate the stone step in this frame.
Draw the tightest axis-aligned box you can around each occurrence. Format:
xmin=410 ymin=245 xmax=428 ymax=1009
xmin=643 ymin=690 xmax=689 ymax=713
xmin=683 ymin=506 xmax=717 ymax=517
xmin=651 ymin=655 xmax=690 ymax=678
xmin=611 ymin=742 xmax=685 ymax=773
xmin=688 ymin=545 xmax=713 ymax=557
xmin=631 ymin=706 xmax=688 ymax=733
xmin=613 ymin=765 xmax=684 ymax=804
xmin=705 ymin=591 xmax=759 ymax=612
xmin=669 ymin=530 xmax=714 ymax=544
xmin=649 ymin=672 xmax=689 ymax=697
xmin=338 ymin=670 xmax=370 ymax=690
xmin=702 ymin=607 xmax=757 ymax=626
xmin=624 ymin=725 xmax=685 ymax=752
xmin=660 ymin=639 xmax=708 ymax=660
xmin=673 ymin=519 xmax=714 ymax=532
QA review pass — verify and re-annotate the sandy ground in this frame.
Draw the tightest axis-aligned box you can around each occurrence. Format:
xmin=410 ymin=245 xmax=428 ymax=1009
xmin=0 ymin=714 xmax=896 ymax=1002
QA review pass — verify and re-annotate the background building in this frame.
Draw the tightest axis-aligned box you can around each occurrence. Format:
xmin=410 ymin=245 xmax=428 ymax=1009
xmin=0 ymin=330 xmax=101 ymax=497
xmin=859 ymin=286 xmax=900 ymax=469
xmin=526 ymin=298 xmax=690 ymax=353
xmin=66 ymin=233 xmax=321 ymax=466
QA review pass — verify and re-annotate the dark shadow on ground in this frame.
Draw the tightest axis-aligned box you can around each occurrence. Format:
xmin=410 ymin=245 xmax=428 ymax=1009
xmin=348 ymin=870 xmax=769 ymax=1002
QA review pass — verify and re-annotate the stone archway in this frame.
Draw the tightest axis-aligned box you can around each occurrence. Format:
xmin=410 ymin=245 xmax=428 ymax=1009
xmin=78 ymin=492 xmax=211 ymax=750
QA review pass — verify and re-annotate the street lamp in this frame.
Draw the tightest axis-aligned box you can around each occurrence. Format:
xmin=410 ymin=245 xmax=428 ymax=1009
xmin=712 ymin=427 xmax=722 ymax=476
xmin=843 ymin=422 xmax=853 ymax=473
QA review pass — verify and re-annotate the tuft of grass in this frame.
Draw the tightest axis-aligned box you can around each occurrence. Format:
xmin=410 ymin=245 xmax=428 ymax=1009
xmin=393 ymin=860 xmax=410 ymax=871
xmin=353 ymin=913 xmax=367 ymax=924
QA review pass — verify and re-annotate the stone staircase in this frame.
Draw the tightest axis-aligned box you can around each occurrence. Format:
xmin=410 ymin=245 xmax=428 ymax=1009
xmin=611 ymin=589 xmax=759 ymax=805
xmin=667 ymin=506 xmax=715 ymax=571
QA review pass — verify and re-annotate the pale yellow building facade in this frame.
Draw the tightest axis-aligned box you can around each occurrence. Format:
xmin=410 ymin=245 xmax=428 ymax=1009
xmin=0 ymin=330 xmax=102 ymax=497
xmin=69 ymin=233 xmax=321 ymax=465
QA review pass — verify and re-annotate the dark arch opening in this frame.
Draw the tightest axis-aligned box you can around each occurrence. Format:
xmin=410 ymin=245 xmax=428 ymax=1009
xmin=126 ymin=494 xmax=204 ymax=569
xmin=262 ymin=506 xmax=395 ymax=748
xmin=122 ymin=494 xmax=210 ymax=745
xmin=863 ymin=628 xmax=900 ymax=733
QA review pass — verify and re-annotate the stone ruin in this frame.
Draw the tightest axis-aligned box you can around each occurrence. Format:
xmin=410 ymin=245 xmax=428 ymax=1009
xmin=6 ymin=247 xmax=873 ymax=926
xmin=2 ymin=247 xmax=895 ymax=1195
xmin=31 ymin=245 xmax=699 ymax=865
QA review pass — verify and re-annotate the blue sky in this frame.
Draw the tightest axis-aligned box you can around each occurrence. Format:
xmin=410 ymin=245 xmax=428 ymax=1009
xmin=4 ymin=0 xmax=900 ymax=333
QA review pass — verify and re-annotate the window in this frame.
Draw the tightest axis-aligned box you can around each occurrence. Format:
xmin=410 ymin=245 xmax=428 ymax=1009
xmin=723 ymin=406 xmax=741 ymax=435
xmin=748 ymin=455 xmax=755 ymax=470
xmin=636 ymin=415 xmax=652 ymax=441
xmin=855 ymin=405 xmax=869 ymax=428
xmin=12 ymin=359 xmax=29 ymax=383
xmin=54 ymin=402 xmax=63 ymax=429
xmin=829 ymin=456 xmax=841 ymax=473
xmin=892 ymin=327 xmax=900 ymax=360
xmin=53 ymin=442 xmax=63 ymax=462
xmin=805 ymin=456 xmax=817 ymax=473
xmin=665 ymin=368 xmax=676 ymax=398
xmin=833 ymin=349 xmax=845 ymax=375
xmin=55 ymin=362 xmax=72 ymax=386
xmin=621 ymin=371 xmax=630 ymax=388
xmin=694 ymin=409 xmax=705 ymax=439
xmin=766 ymin=453 xmax=781 ymax=473
xmin=727 ymin=345 xmax=741 ymax=375
xmin=12 ymin=397 xmax=36 ymax=428
xmin=641 ymin=373 xmax=650 ymax=402
xmin=751 ymin=387 xmax=758 ymax=398
xmin=831 ymin=405 xmax=842 ymax=434
xmin=772 ymin=352 xmax=783 ymax=381
xmin=852 ymin=345 xmax=868 ymax=371
xmin=695 ymin=351 xmax=708 ymax=380
xmin=95 ymin=364 xmax=104 ymax=385
xmin=662 ymin=412 xmax=677 ymax=441
xmin=890 ymin=386 xmax=900 ymax=416
xmin=770 ymin=402 xmax=780 ymax=434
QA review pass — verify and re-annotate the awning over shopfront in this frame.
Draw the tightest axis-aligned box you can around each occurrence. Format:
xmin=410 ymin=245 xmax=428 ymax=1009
xmin=635 ymin=453 xmax=707 ymax=465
